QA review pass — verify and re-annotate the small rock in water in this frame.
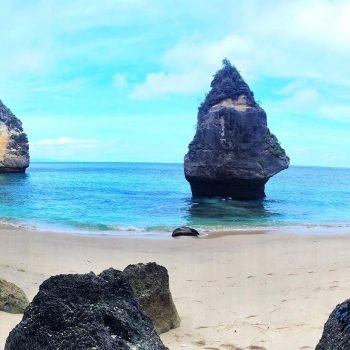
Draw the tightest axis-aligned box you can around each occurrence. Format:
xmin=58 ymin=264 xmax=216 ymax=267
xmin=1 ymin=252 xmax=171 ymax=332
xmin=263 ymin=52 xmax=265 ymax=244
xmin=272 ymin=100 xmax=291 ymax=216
xmin=0 ymin=278 xmax=29 ymax=314
xmin=172 ymin=226 xmax=200 ymax=237
xmin=124 ymin=262 xmax=181 ymax=334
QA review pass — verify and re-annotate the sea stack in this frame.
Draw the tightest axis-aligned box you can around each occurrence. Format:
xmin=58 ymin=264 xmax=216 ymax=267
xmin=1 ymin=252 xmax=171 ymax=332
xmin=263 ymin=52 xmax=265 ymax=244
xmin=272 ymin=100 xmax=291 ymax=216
xmin=0 ymin=100 xmax=29 ymax=173
xmin=184 ymin=59 xmax=289 ymax=199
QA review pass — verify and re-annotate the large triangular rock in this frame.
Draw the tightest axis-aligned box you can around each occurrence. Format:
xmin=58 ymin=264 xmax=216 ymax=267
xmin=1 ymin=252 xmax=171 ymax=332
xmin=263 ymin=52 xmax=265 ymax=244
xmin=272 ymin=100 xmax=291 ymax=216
xmin=0 ymin=100 xmax=29 ymax=173
xmin=184 ymin=59 xmax=289 ymax=199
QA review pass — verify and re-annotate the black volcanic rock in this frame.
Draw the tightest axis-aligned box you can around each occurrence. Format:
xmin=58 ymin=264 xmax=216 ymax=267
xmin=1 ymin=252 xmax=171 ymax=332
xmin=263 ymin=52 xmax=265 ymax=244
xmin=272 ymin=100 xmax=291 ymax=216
xmin=0 ymin=100 xmax=29 ymax=173
xmin=5 ymin=269 xmax=167 ymax=350
xmin=184 ymin=59 xmax=289 ymax=199
xmin=124 ymin=262 xmax=181 ymax=334
xmin=316 ymin=298 xmax=350 ymax=350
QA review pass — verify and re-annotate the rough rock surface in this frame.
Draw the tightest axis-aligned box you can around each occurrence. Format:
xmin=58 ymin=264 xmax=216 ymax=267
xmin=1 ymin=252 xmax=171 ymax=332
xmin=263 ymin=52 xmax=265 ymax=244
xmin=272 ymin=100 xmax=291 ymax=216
xmin=184 ymin=59 xmax=289 ymax=199
xmin=124 ymin=262 xmax=180 ymax=334
xmin=172 ymin=227 xmax=200 ymax=237
xmin=0 ymin=100 xmax=29 ymax=173
xmin=316 ymin=298 xmax=350 ymax=350
xmin=5 ymin=269 xmax=167 ymax=350
xmin=0 ymin=279 xmax=29 ymax=314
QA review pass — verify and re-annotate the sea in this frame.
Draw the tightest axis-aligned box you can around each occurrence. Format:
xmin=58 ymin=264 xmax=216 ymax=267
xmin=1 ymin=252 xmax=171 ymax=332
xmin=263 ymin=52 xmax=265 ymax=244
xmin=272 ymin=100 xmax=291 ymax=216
xmin=0 ymin=162 xmax=349 ymax=236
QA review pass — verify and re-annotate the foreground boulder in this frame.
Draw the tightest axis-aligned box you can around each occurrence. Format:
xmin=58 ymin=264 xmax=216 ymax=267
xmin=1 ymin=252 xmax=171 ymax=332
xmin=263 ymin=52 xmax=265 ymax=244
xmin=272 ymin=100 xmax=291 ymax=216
xmin=0 ymin=278 xmax=29 ymax=313
xmin=172 ymin=226 xmax=199 ymax=237
xmin=0 ymin=100 xmax=29 ymax=173
xmin=5 ymin=269 xmax=167 ymax=350
xmin=184 ymin=59 xmax=289 ymax=199
xmin=124 ymin=262 xmax=180 ymax=334
xmin=316 ymin=298 xmax=350 ymax=349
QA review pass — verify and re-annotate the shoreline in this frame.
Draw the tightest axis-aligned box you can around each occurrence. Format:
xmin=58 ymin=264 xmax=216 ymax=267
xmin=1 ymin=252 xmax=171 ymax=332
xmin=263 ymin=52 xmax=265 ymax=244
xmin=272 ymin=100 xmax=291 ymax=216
xmin=1 ymin=227 xmax=350 ymax=349
xmin=2 ymin=220 xmax=350 ymax=239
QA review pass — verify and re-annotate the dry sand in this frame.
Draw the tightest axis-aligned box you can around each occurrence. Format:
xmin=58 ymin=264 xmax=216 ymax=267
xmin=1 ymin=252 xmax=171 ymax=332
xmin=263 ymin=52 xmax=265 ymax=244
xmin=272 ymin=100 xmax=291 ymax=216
xmin=1 ymin=227 xmax=350 ymax=350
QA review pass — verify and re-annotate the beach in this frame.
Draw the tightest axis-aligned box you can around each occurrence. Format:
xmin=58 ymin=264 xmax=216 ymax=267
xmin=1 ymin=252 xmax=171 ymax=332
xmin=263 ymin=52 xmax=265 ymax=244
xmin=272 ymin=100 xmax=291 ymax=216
xmin=1 ymin=228 xmax=350 ymax=349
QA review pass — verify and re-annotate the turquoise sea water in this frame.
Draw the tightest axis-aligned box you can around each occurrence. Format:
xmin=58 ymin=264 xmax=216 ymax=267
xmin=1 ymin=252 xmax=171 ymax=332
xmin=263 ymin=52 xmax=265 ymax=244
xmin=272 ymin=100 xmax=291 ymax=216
xmin=0 ymin=162 xmax=349 ymax=235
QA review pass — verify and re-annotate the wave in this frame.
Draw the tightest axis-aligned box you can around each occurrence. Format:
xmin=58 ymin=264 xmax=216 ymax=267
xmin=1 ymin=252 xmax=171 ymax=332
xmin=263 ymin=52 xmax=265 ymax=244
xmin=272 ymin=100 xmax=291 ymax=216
xmin=2 ymin=217 xmax=350 ymax=238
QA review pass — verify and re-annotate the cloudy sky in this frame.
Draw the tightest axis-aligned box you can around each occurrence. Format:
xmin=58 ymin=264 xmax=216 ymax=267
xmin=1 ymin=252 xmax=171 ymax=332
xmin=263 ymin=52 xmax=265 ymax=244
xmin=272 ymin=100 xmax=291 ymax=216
xmin=1 ymin=0 xmax=350 ymax=166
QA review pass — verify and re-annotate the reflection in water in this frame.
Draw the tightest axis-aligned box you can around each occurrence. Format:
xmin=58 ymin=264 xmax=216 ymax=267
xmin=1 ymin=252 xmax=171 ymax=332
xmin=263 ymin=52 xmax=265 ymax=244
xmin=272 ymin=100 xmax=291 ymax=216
xmin=183 ymin=196 xmax=282 ymax=229
xmin=0 ymin=174 xmax=29 ymax=225
xmin=0 ymin=173 xmax=28 ymax=185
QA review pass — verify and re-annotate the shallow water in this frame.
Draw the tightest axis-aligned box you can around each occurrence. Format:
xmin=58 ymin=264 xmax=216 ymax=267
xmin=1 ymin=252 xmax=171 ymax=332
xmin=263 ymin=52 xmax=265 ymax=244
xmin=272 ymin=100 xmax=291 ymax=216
xmin=0 ymin=162 xmax=349 ymax=234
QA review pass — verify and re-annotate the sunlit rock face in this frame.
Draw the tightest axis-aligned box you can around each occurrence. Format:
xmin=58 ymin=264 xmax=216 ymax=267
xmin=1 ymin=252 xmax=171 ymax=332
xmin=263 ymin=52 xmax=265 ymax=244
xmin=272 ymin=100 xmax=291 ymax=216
xmin=0 ymin=100 xmax=29 ymax=173
xmin=184 ymin=59 xmax=289 ymax=199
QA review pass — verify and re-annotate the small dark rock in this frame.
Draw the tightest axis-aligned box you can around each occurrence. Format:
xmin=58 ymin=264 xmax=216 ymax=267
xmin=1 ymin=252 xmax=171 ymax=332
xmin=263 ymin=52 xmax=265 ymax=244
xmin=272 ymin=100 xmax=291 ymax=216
xmin=172 ymin=227 xmax=200 ymax=237
xmin=5 ymin=269 xmax=167 ymax=350
xmin=316 ymin=298 xmax=350 ymax=349
xmin=124 ymin=262 xmax=181 ymax=334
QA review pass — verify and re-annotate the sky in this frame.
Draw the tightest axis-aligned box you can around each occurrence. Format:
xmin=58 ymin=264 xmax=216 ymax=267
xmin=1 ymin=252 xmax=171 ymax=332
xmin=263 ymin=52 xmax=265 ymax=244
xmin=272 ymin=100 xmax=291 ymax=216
xmin=1 ymin=0 xmax=350 ymax=166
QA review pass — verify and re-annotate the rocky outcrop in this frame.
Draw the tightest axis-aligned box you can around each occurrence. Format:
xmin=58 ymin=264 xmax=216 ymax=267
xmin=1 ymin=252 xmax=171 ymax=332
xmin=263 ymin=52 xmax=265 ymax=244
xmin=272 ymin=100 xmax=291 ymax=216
xmin=0 ymin=278 xmax=29 ymax=314
xmin=0 ymin=100 xmax=29 ymax=173
xmin=172 ymin=227 xmax=200 ymax=237
xmin=124 ymin=263 xmax=180 ymax=334
xmin=316 ymin=298 xmax=350 ymax=350
xmin=5 ymin=269 xmax=167 ymax=350
xmin=184 ymin=59 xmax=289 ymax=199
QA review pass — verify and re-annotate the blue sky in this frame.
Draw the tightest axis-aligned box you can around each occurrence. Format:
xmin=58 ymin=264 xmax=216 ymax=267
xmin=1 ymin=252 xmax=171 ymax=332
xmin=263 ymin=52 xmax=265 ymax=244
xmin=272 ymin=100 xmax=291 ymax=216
xmin=1 ymin=0 xmax=350 ymax=166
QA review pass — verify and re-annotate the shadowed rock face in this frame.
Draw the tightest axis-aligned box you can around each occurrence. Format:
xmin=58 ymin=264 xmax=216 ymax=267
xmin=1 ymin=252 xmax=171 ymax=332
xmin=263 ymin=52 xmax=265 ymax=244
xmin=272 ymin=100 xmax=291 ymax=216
xmin=124 ymin=262 xmax=181 ymax=334
xmin=5 ymin=269 xmax=167 ymax=350
xmin=316 ymin=298 xmax=350 ymax=350
xmin=0 ymin=100 xmax=29 ymax=173
xmin=184 ymin=60 xmax=289 ymax=199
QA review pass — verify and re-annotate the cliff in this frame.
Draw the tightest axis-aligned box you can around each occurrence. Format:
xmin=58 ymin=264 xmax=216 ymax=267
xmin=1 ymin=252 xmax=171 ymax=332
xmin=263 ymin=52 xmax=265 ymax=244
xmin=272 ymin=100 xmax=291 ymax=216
xmin=0 ymin=100 xmax=29 ymax=173
xmin=184 ymin=59 xmax=289 ymax=199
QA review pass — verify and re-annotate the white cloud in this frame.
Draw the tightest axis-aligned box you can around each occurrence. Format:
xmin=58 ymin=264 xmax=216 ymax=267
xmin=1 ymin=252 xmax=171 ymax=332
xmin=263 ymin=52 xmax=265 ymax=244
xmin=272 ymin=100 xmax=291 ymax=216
xmin=131 ymin=0 xmax=350 ymax=99
xmin=319 ymin=105 xmax=350 ymax=122
xmin=131 ymin=35 xmax=252 ymax=99
xmin=113 ymin=74 xmax=128 ymax=89
xmin=33 ymin=137 xmax=97 ymax=146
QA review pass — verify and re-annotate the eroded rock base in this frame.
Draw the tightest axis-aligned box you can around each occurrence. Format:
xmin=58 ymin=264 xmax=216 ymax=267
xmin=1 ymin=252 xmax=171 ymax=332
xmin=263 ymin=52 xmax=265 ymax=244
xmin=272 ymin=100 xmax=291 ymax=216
xmin=186 ymin=176 xmax=268 ymax=199
xmin=0 ymin=167 xmax=26 ymax=173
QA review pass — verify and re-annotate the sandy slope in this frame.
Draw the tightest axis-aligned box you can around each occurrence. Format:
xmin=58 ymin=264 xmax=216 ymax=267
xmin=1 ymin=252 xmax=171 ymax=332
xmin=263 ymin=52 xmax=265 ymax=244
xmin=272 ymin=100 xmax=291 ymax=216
xmin=1 ymin=227 xmax=350 ymax=349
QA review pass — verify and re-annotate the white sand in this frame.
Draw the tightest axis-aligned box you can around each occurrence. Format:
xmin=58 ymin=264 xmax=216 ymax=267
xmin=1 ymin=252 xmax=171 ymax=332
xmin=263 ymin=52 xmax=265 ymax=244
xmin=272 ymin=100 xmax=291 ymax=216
xmin=1 ymin=227 xmax=350 ymax=349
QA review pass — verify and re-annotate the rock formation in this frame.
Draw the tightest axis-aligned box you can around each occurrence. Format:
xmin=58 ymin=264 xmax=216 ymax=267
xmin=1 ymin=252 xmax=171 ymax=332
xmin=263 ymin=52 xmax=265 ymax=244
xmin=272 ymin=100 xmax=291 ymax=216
xmin=172 ymin=226 xmax=200 ymax=237
xmin=0 ymin=278 xmax=29 ymax=314
xmin=316 ymin=298 xmax=350 ymax=349
xmin=5 ymin=269 xmax=167 ymax=350
xmin=0 ymin=100 xmax=29 ymax=173
xmin=124 ymin=262 xmax=180 ymax=334
xmin=184 ymin=59 xmax=289 ymax=199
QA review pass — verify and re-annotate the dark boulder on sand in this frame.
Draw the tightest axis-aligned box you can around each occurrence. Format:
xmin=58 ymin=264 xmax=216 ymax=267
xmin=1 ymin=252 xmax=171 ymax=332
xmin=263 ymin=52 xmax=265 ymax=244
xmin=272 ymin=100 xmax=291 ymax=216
xmin=124 ymin=262 xmax=180 ymax=334
xmin=0 ymin=100 xmax=29 ymax=173
xmin=184 ymin=59 xmax=289 ymax=199
xmin=5 ymin=269 xmax=167 ymax=350
xmin=316 ymin=298 xmax=350 ymax=350
xmin=172 ymin=226 xmax=199 ymax=237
